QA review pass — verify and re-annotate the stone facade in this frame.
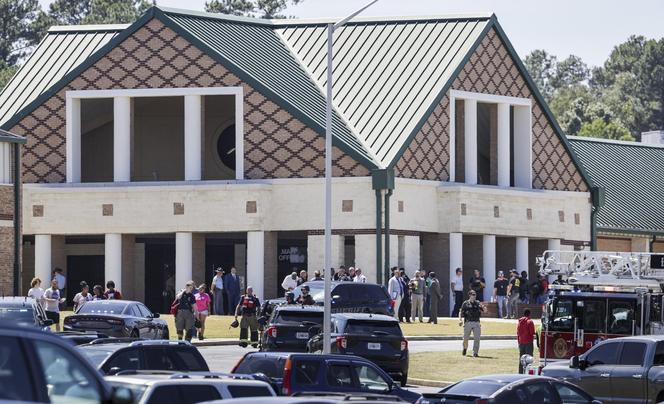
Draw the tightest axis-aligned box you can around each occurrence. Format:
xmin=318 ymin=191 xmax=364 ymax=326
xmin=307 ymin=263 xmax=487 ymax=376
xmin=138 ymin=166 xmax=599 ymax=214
xmin=9 ymin=18 xmax=370 ymax=184
xmin=395 ymin=28 xmax=589 ymax=193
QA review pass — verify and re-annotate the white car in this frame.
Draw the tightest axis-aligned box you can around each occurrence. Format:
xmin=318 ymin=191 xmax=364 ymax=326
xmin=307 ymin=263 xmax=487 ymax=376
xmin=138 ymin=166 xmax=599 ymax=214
xmin=105 ymin=371 xmax=276 ymax=404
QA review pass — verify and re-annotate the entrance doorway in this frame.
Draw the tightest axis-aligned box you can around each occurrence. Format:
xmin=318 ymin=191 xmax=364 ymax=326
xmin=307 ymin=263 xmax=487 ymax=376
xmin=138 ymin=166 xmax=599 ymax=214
xmin=66 ymin=255 xmax=104 ymax=305
xmin=144 ymin=241 xmax=175 ymax=314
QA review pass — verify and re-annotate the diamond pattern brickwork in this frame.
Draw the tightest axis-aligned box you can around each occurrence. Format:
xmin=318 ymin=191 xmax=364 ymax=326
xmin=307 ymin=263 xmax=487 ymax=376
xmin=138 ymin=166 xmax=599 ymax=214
xmin=9 ymin=18 xmax=369 ymax=183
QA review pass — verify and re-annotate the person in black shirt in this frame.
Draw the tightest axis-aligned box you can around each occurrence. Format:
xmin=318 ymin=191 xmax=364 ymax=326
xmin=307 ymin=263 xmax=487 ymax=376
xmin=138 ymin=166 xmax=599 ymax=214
xmin=235 ymin=286 xmax=261 ymax=348
xmin=492 ymin=271 xmax=509 ymax=319
xmin=175 ymin=281 xmax=198 ymax=341
xmin=519 ymin=271 xmax=529 ymax=303
xmin=552 ymin=274 xmax=566 ymax=285
xmin=469 ymin=269 xmax=486 ymax=302
xmin=296 ymin=285 xmax=315 ymax=305
xmin=459 ymin=290 xmax=486 ymax=357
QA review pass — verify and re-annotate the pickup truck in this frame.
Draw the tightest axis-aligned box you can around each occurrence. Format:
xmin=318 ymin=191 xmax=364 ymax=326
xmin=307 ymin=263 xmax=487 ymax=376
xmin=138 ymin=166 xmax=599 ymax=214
xmin=542 ymin=335 xmax=664 ymax=404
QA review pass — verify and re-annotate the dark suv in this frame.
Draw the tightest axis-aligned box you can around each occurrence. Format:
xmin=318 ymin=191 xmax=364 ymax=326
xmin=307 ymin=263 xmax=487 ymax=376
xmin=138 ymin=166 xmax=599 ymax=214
xmin=261 ymin=305 xmax=323 ymax=352
xmin=0 ymin=296 xmax=54 ymax=329
xmin=231 ymin=352 xmax=420 ymax=403
xmin=77 ymin=339 xmax=209 ymax=375
xmin=307 ymin=313 xmax=409 ymax=386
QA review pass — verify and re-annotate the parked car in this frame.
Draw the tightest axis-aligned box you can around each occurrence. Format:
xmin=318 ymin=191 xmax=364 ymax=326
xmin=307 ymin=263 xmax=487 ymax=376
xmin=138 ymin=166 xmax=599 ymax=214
xmin=78 ymin=339 xmax=209 ymax=375
xmin=200 ymin=392 xmax=408 ymax=403
xmin=106 ymin=371 xmax=276 ymax=404
xmin=64 ymin=299 xmax=169 ymax=338
xmin=0 ymin=321 xmax=133 ymax=403
xmin=542 ymin=335 xmax=664 ymax=404
xmin=0 ymin=296 xmax=54 ymax=330
xmin=307 ymin=313 xmax=409 ymax=386
xmin=263 ymin=281 xmax=394 ymax=317
xmin=261 ymin=305 xmax=323 ymax=352
xmin=230 ymin=352 xmax=420 ymax=403
xmin=419 ymin=374 xmax=599 ymax=404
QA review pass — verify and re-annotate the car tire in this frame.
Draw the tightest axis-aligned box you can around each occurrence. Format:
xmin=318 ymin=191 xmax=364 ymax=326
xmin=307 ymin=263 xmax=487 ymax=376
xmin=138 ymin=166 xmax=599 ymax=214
xmin=400 ymin=373 xmax=407 ymax=387
xmin=130 ymin=329 xmax=139 ymax=338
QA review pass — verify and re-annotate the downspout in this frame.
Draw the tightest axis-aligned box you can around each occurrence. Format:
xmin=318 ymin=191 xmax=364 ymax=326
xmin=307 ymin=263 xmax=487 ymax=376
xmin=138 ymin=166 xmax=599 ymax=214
xmin=372 ymin=169 xmax=395 ymax=286
xmin=590 ymin=187 xmax=605 ymax=251
xmin=650 ymin=236 xmax=657 ymax=253
xmin=384 ymin=189 xmax=393 ymax=284
xmin=13 ymin=143 xmax=21 ymax=296
xmin=375 ymin=189 xmax=383 ymax=284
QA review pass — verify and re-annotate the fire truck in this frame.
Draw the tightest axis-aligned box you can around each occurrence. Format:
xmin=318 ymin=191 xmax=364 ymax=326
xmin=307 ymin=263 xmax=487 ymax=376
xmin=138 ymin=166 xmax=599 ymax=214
xmin=537 ymin=250 xmax=664 ymax=366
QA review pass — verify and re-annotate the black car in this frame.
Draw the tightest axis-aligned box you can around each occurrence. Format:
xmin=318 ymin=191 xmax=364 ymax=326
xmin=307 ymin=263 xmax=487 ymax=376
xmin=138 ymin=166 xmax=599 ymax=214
xmin=261 ymin=305 xmax=323 ymax=352
xmin=78 ymin=339 xmax=209 ymax=375
xmin=307 ymin=313 xmax=409 ymax=386
xmin=264 ymin=281 xmax=394 ymax=317
xmin=231 ymin=352 xmax=420 ymax=403
xmin=419 ymin=374 xmax=600 ymax=404
xmin=56 ymin=330 xmax=110 ymax=345
xmin=0 ymin=321 xmax=133 ymax=403
xmin=0 ymin=296 xmax=54 ymax=329
xmin=64 ymin=300 xmax=169 ymax=338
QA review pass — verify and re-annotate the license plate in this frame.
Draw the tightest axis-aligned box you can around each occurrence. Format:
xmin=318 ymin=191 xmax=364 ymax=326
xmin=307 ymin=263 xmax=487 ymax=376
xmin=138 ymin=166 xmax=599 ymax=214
xmin=368 ymin=342 xmax=381 ymax=350
xmin=296 ymin=332 xmax=309 ymax=339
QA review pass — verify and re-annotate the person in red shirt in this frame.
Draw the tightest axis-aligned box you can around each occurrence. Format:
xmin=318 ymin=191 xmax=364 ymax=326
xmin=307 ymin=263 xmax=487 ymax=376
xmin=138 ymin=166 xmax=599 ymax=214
xmin=517 ymin=309 xmax=536 ymax=373
xmin=103 ymin=280 xmax=123 ymax=300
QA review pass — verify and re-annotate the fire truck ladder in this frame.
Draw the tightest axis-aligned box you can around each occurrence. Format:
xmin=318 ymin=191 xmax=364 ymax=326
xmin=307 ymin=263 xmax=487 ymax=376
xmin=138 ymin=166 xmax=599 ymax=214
xmin=537 ymin=250 xmax=664 ymax=282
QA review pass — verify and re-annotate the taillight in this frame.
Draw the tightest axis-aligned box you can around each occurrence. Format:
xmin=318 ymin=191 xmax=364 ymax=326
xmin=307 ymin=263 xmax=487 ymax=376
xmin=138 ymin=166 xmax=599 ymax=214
xmin=390 ymin=300 xmax=396 ymax=309
xmin=107 ymin=319 xmax=123 ymax=325
xmin=336 ymin=336 xmax=347 ymax=350
xmin=267 ymin=326 xmax=277 ymax=338
xmin=476 ymin=400 xmax=489 ymax=404
xmin=282 ymin=358 xmax=292 ymax=395
xmin=401 ymin=340 xmax=408 ymax=351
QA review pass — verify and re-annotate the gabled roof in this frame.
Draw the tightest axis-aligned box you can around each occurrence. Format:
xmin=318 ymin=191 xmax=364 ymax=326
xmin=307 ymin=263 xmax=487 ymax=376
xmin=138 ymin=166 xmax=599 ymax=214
xmin=0 ymin=24 xmax=126 ymax=126
xmin=568 ymin=136 xmax=664 ymax=236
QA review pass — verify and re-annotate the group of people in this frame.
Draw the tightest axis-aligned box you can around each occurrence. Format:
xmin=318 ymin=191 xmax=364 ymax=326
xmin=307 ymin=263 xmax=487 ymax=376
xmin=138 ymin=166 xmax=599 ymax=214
xmin=26 ymin=268 xmax=123 ymax=332
xmin=210 ymin=267 xmax=242 ymax=316
xmin=388 ymin=268 xmax=443 ymax=324
xmin=280 ymin=266 xmax=369 ymax=291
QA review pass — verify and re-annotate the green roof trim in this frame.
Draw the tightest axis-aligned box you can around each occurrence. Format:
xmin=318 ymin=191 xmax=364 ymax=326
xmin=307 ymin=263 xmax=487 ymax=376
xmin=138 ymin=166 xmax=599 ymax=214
xmin=569 ymin=136 xmax=664 ymax=235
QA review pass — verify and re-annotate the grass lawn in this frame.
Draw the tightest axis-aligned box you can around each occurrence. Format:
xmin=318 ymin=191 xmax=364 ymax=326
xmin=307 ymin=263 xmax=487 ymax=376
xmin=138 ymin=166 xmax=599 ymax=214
xmin=58 ymin=312 xmax=521 ymax=340
xmin=409 ymin=348 xmax=535 ymax=383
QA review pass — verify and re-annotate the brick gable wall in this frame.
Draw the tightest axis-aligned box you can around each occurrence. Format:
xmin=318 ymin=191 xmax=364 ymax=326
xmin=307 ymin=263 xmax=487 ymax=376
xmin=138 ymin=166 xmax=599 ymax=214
xmin=9 ymin=18 xmax=370 ymax=183
xmin=0 ymin=185 xmax=15 ymax=294
xmin=395 ymin=28 xmax=589 ymax=192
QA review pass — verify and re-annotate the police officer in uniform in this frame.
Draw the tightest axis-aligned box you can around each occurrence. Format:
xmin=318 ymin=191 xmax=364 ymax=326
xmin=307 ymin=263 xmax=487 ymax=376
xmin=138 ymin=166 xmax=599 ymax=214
xmin=296 ymin=285 xmax=315 ymax=305
xmin=235 ymin=286 xmax=261 ymax=348
xmin=459 ymin=290 xmax=486 ymax=357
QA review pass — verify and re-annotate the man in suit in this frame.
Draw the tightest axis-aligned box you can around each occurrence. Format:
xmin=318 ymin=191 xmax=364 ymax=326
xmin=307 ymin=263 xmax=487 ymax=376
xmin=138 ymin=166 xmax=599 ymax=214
xmin=387 ymin=268 xmax=403 ymax=320
xmin=224 ymin=267 xmax=241 ymax=315
xmin=428 ymin=272 xmax=442 ymax=324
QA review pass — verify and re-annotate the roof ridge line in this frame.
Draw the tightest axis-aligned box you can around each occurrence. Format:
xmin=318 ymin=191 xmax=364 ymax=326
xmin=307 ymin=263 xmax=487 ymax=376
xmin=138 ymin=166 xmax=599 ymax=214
xmin=568 ymin=135 xmax=664 ymax=149
xmin=48 ymin=24 xmax=130 ymax=32
xmin=275 ymin=29 xmax=383 ymax=168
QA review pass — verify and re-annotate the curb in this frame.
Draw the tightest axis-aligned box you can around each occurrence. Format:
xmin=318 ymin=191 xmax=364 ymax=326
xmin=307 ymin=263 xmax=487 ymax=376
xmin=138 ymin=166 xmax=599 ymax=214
xmin=409 ymin=378 xmax=452 ymax=388
xmin=191 ymin=335 xmax=516 ymax=347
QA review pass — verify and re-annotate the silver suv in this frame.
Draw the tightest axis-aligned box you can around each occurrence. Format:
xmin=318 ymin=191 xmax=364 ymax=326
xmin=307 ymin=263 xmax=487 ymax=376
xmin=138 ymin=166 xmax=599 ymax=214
xmin=105 ymin=371 xmax=276 ymax=404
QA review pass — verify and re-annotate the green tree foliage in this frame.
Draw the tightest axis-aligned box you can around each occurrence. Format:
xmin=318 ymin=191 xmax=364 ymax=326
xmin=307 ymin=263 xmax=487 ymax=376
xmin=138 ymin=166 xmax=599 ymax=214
xmin=205 ymin=0 xmax=303 ymax=18
xmin=0 ymin=0 xmax=44 ymax=66
xmin=577 ymin=119 xmax=634 ymax=141
xmin=0 ymin=61 xmax=18 ymax=90
xmin=46 ymin=0 xmax=151 ymax=25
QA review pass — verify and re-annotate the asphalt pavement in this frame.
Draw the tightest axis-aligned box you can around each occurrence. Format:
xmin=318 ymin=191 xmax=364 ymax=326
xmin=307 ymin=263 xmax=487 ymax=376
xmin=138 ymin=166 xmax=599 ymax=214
xmin=199 ymin=339 xmax=516 ymax=395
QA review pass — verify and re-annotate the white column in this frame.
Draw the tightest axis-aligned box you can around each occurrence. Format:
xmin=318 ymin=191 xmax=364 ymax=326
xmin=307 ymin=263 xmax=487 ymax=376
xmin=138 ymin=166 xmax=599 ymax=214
xmin=403 ymin=235 xmax=421 ymax=272
xmin=66 ymin=97 xmax=81 ymax=183
xmin=513 ymin=105 xmax=532 ymax=189
xmin=175 ymin=232 xmax=193 ymax=292
xmin=184 ymin=95 xmax=202 ymax=181
xmin=483 ymin=235 xmax=496 ymax=302
xmin=35 ymin=235 xmax=52 ymax=285
xmin=307 ymin=235 xmax=344 ymax=277
xmin=234 ymin=90 xmax=244 ymax=180
xmin=516 ymin=237 xmax=529 ymax=274
xmin=449 ymin=232 xmax=463 ymax=281
xmin=105 ymin=234 xmax=122 ymax=290
xmin=247 ymin=231 xmax=265 ymax=300
xmin=354 ymin=234 xmax=378 ymax=284
xmin=497 ymin=102 xmax=511 ymax=187
xmin=548 ymin=239 xmax=561 ymax=252
xmin=464 ymin=99 xmax=477 ymax=185
xmin=114 ymin=96 xmax=131 ymax=182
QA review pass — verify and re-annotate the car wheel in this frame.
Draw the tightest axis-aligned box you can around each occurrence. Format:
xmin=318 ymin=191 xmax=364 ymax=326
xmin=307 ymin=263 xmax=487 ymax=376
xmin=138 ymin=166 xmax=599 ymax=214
xmin=400 ymin=373 xmax=407 ymax=387
xmin=162 ymin=328 xmax=169 ymax=340
xmin=130 ymin=329 xmax=139 ymax=338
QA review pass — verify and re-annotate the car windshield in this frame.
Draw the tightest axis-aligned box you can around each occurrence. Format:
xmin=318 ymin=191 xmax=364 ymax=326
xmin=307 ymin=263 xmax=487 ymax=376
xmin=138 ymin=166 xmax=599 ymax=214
xmin=233 ymin=355 xmax=287 ymax=379
xmin=78 ymin=347 xmax=115 ymax=367
xmin=107 ymin=381 xmax=148 ymax=402
xmin=77 ymin=302 xmax=127 ymax=314
xmin=345 ymin=320 xmax=402 ymax=336
xmin=0 ymin=307 xmax=34 ymax=323
xmin=292 ymin=283 xmax=325 ymax=301
xmin=443 ymin=380 xmax=507 ymax=397
xmin=275 ymin=311 xmax=323 ymax=325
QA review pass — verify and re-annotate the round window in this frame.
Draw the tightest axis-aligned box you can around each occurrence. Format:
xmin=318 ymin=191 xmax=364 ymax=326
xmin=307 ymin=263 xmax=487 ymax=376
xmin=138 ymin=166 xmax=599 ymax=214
xmin=216 ymin=125 xmax=236 ymax=170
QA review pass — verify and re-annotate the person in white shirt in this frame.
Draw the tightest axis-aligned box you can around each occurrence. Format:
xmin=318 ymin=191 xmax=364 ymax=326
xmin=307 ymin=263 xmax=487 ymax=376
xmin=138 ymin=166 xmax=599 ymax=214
xmin=281 ymin=271 xmax=298 ymax=292
xmin=53 ymin=268 xmax=66 ymax=310
xmin=353 ymin=268 xmax=367 ymax=283
xmin=43 ymin=278 xmax=65 ymax=331
xmin=387 ymin=268 xmax=403 ymax=320
xmin=73 ymin=282 xmax=93 ymax=312
xmin=450 ymin=267 xmax=464 ymax=317
xmin=27 ymin=277 xmax=45 ymax=307
xmin=211 ymin=268 xmax=225 ymax=315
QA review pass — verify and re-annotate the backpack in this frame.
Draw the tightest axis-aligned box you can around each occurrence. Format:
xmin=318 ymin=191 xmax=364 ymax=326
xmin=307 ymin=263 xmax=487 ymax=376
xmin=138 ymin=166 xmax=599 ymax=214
xmin=169 ymin=298 xmax=180 ymax=315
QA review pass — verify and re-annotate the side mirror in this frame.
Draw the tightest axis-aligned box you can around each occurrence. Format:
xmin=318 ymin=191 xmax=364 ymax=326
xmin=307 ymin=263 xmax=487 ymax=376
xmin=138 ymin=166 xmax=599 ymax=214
xmin=110 ymin=386 xmax=133 ymax=404
xmin=569 ymin=356 xmax=579 ymax=369
xmin=108 ymin=367 xmax=122 ymax=376
xmin=152 ymin=312 xmax=160 ymax=318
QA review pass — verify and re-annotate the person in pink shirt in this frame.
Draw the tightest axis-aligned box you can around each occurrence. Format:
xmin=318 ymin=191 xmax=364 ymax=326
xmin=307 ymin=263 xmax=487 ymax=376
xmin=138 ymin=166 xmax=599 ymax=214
xmin=195 ymin=284 xmax=211 ymax=340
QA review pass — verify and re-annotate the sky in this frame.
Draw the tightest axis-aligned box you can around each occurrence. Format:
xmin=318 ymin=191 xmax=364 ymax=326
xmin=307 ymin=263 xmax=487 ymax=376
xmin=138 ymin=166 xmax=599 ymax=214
xmin=38 ymin=0 xmax=664 ymax=68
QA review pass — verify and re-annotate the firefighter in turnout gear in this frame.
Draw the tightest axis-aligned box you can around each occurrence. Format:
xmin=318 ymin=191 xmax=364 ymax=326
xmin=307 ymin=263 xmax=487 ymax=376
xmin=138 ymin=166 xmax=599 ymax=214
xmin=235 ymin=286 xmax=261 ymax=348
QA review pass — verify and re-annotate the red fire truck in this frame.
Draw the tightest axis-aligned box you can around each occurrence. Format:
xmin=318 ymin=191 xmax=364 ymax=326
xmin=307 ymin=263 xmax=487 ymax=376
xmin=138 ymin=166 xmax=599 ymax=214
xmin=538 ymin=250 xmax=664 ymax=366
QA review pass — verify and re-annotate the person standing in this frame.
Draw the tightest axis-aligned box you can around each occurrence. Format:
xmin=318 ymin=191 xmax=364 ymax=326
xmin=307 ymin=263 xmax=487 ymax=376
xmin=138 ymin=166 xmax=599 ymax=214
xmin=103 ymin=280 xmax=122 ymax=300
xmin=428 ymin=272 xmax=442 ymax=324
xmin=469 ymin=269 xmax=486 ymax=302
xmin=235 ymin=286 xmax=261 ymax=348
xmin=506 ymin=269 xmax=521 ymax=319
xmin=53 ymin=268 xmax=66 ymax=310
xmin=296 ymin=285 xmax=315 ymax=305
xmin=552 ymin=274 xmax=566 ymax=285
xmin=398 ymin=268 xmax=411 ymax=323
xmin=92 ymin=285 xmax=105 ymax=300
xmin=28 ymin=278 xmax=45 ymax=306
xmin=281 ymin=271 xmax=298 ymax=292
xmin=312 ymin=270 xmax=323 ymax=281
xmin=493 ymin=271 xmax=509 ymax=319
xmin=388 ymin=268 xmax=403 ymax=320
xmin=175 ymin=281 xmax=197 ymax=341
xmin=410 ymin=271 xmax=425 ymax=322
xmin=517 ymin=309 xmax=536 ymax=373
xmin=73 ymin=282 xmax=92 ymax=312
xmin=450 ymin=268 xmax=464 ymax=317
xmin=459 ymin=290 xmax=485 ymax=357
xmin=195 ymin=284 xmax=211 ymax=341
xmin=43 ymin=279 xmax=65 ymax=331
xmin=297 ymin=270 xmax=308 ymax=286
xmin=353 ymin=268 xmax=367 ymax=283
xmin=224 ymin=267 xmax=241 ymax=314
xmin=211 ymin=268 xmax=225 ymax=315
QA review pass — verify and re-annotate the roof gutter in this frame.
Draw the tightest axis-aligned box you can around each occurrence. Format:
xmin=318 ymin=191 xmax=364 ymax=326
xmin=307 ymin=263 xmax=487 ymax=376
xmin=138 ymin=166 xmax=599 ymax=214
xmin=372 ymin=169 xmax=394 ymax=286
xmin=13 ymin=143 xmax=22 ymax=296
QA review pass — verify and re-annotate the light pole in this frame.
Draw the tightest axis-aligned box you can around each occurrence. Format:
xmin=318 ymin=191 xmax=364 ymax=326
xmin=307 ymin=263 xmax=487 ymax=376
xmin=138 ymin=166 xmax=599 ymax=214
xmin=323 ymin=0 xmax=379 ymax=355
